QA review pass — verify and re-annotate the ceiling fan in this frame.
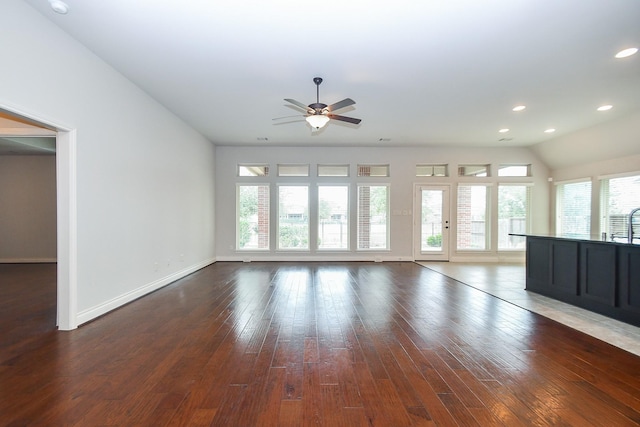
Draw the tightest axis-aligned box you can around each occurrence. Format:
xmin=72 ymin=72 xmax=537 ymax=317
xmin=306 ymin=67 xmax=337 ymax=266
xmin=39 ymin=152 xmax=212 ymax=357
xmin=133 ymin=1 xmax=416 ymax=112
xmin=276 ymin=77 xmax=361 ymax=129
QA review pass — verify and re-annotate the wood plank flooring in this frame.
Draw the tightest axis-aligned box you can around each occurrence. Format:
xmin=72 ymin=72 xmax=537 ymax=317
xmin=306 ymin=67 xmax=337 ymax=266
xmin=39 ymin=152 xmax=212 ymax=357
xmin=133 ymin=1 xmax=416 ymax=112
xmin=2 ymin=261 xmax=640 ymax=426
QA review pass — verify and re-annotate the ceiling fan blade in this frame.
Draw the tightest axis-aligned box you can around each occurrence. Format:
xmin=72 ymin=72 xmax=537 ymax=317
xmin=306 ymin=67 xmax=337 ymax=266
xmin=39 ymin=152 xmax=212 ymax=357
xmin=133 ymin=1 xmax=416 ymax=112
xmin=272 ymin=114 xmax=305 ymax=121
xmin=284 ymin=98 xmax=312 ymax=112
xmin=326 ymin=98 xmax=355 ymax=112
xmin=328 ymin=114 xmax=361 ymax=125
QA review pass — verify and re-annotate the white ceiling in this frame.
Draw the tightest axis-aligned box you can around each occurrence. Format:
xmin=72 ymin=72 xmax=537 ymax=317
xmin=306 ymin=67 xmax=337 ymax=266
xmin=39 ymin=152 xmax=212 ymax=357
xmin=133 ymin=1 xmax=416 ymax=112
xmin=22 ymin=0 xmax=640 ymax=148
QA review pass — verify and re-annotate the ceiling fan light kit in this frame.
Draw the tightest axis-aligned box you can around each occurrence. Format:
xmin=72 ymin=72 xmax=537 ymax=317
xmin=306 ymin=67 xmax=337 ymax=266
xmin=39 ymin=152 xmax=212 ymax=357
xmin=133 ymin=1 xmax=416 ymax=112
xmin=306 ymin=114 xmax=330 ymax=129
xmin=279 ymin=77 xmax=361 ymax=130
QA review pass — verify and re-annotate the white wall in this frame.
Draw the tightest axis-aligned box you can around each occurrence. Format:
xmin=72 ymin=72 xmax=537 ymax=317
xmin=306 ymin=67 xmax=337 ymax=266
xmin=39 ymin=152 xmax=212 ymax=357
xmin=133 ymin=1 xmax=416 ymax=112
xmin=0 ymin=155 xmax=57 ymax=262
xmin=531 ymin=110 xmax=640 ymax=172
xmin=1 ymin=1 xmax=216 ymax=326
xmin=215 ymin=145 xmax=549 ymax=262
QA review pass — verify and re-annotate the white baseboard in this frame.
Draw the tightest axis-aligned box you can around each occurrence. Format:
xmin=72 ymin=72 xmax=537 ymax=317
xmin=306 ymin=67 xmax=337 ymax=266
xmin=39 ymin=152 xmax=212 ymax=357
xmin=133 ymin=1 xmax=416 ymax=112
xmin=215 ymin=255 xmax=415 ymax=262
xmin=76 ymin=258 xmax=216 ymax=326
xmin=450 ymin=254 xmax=525 ymax=263
xmin=0 ymin=258 xmax=57 ymax=263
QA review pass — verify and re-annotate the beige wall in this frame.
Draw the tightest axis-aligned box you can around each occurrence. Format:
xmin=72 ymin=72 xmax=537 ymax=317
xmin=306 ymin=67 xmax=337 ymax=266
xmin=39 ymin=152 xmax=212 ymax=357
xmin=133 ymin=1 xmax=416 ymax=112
xmin=0 ymin=155 xmax=56 ymax=262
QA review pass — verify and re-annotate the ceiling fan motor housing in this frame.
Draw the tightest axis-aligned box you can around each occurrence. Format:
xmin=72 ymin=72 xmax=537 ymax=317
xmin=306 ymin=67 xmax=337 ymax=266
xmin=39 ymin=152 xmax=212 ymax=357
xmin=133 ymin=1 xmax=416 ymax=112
xmin=308 ymin=102 xmax=328 ymax=113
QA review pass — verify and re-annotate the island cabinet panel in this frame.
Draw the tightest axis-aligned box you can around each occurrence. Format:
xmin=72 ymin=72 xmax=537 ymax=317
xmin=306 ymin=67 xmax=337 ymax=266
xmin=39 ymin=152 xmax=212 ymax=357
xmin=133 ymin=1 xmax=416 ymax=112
xmin=525 ymin=238 xmax=578 ymax=302
xmin=551 ymin=240 xmax=579 ymax=297
xmin=618 ymin=245 xmax=640 ymax=317
xmin=580 ymin=243 xmax=616 ymax=308
xmin=525 ymin=238 xmax=551 ymax=291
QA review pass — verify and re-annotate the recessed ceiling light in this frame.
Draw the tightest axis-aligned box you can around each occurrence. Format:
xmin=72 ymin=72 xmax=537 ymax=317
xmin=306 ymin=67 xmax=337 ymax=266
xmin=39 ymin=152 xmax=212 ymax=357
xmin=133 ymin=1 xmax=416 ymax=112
xmin=49 ymin=0 xmax=69 ymax=14
xmin=544 ymin=128 xmax=556 ymax=133
xmin=498 ymin=128 xmax=510 ymax=133
xmin=597 ymin=105 xmax=613 ymax=111
xmin=512 ymin=105 xmax=526 ymax=112
xmin=615 ymin=47 xmax=638 ymax=59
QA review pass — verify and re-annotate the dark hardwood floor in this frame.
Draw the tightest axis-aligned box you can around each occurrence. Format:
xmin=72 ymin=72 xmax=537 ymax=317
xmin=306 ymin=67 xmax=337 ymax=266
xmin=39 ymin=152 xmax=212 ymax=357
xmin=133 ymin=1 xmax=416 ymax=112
xmin=1 ymin=261 xmax=640 ymax=426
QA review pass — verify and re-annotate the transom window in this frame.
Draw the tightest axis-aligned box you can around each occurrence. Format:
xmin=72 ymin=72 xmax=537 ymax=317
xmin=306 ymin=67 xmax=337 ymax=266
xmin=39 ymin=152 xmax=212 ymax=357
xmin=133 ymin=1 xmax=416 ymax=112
xmin=318 ymin=164 xmax=349 ymax=177
xmin=416 ymin=164 xmax=448 ymax=177
xmin=498 ymin=164 xmax=531 ymax=177
xmin=278 ymin=164 xmax=309 ymax=177
xmin=238 ymin=164 xmax=269 ymax=176
xmin=458 ymin=164 xmax=490 ymax=177
xmin=358 ymin=164 xmax=389 ymax=177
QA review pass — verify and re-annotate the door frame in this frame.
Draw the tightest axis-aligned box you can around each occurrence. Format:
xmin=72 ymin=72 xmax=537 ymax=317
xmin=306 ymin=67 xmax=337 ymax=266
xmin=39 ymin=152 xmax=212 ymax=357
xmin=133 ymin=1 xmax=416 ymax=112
xmin=1 ymin=102 xmax=78 ymax=330
xmin=413 ymin=184 xmax=451 ymax=261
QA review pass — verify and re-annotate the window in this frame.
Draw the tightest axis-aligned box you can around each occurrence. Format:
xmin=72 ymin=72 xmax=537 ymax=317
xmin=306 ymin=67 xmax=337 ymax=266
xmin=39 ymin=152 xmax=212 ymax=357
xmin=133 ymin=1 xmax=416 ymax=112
xmin=498 ymin=164 xmax=531 ymax=177
xmin=498 ymin=185 xmax=530 ymax=249
xmin=318 ymin=164 xmax=349 ymax=177
xmin=416 ymin=164 xmax=448 ymax=177
xmin=459 ymin=164 xmax=489 ymax=177
xmin=278 ymin=185 xmax=309 ymax=250
xmin=238 ymin=164 xmax=269 ymax=176
xmin=600 ymin=174 xmax=640 ymax=242
xmin=358 ymin=164 xmax=389 ymax=177
xmin=457 ymin=185 xmax=489 ymax=250
xmin=237 ymin=185 xmax=269 ymax=250
xmin=556 ymin=180 xmax=591 ymax=239
xmin=318 ymin=186 xmax=349 ymax=250
xmin=357 ymin=185 xmax=389 ymax=249
xmin=278 ymin=164 xmax=309 ymax=177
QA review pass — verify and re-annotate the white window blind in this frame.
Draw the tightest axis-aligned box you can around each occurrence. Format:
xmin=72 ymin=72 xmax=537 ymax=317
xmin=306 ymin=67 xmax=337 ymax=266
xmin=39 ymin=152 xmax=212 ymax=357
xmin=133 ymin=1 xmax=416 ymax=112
xmin=600 ymin=174 xmax=640 ymax=242
xmin=556 ymin=180 xmax=591 ymax=239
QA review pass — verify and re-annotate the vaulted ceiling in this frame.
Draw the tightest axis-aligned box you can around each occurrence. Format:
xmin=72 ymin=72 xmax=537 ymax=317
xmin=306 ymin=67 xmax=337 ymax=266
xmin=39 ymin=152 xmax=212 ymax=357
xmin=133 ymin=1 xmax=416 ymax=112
xmin=21 ymin=0 xmax=640 ymax=149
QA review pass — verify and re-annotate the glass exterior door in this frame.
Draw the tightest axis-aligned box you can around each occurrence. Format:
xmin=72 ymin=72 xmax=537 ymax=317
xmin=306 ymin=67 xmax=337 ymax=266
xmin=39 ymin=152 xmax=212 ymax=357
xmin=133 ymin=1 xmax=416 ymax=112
xmin=415 ymin=185 xmax=450 ymax=260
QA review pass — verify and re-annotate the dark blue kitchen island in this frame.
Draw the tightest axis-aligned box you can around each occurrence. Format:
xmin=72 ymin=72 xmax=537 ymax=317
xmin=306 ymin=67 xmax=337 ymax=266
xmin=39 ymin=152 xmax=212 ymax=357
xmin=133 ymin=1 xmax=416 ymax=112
xmin=516 ymin=234 xmax=640 ymax=327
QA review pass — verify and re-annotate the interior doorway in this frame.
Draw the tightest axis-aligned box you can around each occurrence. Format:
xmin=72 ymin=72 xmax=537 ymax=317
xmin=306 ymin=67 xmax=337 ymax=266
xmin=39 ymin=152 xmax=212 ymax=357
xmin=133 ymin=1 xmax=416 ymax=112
xmin=0 ymin=105 xmax=76 ymax=330
xmin=414 ymin=185 xmax=450 ymax=261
